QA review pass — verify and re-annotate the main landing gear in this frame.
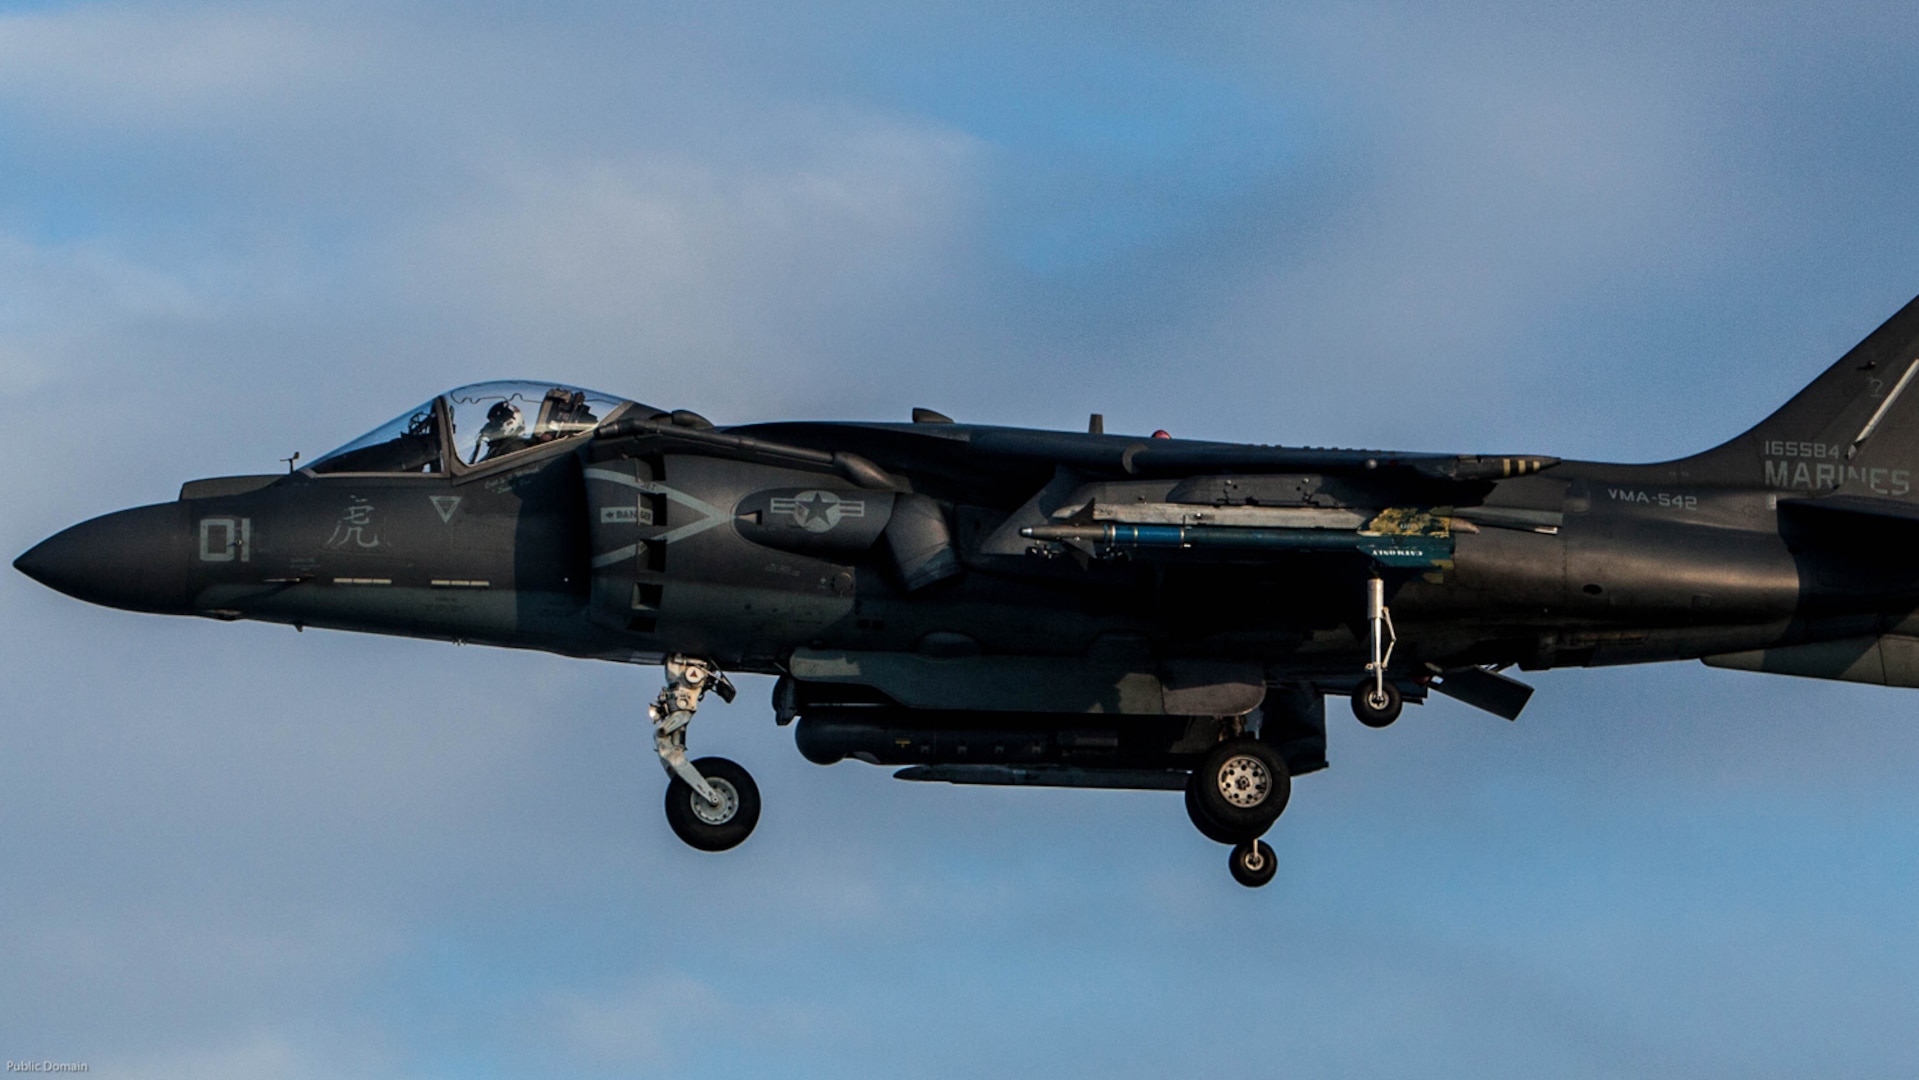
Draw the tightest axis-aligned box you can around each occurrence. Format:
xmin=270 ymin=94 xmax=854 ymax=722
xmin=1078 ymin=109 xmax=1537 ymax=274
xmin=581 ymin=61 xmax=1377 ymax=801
xmin=650 ymin=655 xmax=760 ymax=851
xmin=1185 ymin=736 xmax=1291 ymax=889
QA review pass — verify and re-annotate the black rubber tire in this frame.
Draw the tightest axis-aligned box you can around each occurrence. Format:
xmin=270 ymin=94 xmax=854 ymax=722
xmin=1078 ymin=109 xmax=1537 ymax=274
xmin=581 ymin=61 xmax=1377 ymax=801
xmin=1192 ymin=738 xmax=1291 ymax=838
xmin=1351 ymin=680 xmax=1403 ymax=728
xmin=1229 ymin=839 xmax=1278 ymax=888
xmin=1184 ymin=776 xmax=1244 ymax=845
xmin=663 ymin=756 xmax=761 ymax=852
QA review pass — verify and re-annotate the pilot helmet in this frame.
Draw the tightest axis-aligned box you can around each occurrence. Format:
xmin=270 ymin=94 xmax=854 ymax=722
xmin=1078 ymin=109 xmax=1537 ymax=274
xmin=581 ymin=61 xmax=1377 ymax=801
xmin=484 ymin=401 xmax=524 ymax=435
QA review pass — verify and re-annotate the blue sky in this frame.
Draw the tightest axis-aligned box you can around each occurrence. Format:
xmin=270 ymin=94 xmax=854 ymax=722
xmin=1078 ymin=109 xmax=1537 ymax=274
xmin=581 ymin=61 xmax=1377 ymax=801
xmin=5 ymin=2 xmax=1919 ymax=1076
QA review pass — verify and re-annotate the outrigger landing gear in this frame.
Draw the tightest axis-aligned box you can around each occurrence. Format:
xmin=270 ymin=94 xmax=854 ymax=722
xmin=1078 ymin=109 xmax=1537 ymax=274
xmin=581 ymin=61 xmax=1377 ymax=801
xmin=1185 ymin=736 xmax=1292 ymax=888
xmin=1351 ymin=575 xmax=1403 ymax=728
xmin=649 ymin=655 xmax=760 ymax=851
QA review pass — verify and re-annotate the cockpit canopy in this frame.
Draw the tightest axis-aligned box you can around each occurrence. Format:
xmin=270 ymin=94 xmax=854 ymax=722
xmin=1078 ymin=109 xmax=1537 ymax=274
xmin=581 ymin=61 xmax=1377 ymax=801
xmin=310 ymin=381 xmax=643 ymax=474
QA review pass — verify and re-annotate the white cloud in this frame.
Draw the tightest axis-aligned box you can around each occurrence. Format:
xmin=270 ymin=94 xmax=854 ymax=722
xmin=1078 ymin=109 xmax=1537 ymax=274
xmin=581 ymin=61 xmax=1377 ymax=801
xmin=0 ymin=232 xmax=223 ymax=408
xmin=383 ymin=111 xmax=986 ymax=409
xmin=550 ymin=972 xmax=722 ymax=1068
xmin=547 ymin=969 xmax=831 ymax=1071
xmin=1083 ymin=8 xmax=1731 ymax=450
xmin=0 ymin=6 xmax=350 ymax=131
xmin=114 ymin=1031 xmax=374 ymax=1080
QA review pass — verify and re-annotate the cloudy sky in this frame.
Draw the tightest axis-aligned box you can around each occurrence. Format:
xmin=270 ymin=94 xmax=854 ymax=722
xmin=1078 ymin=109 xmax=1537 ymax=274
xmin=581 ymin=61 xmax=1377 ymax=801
xmin=5 ymin=2 xmax=1919 ymax=1076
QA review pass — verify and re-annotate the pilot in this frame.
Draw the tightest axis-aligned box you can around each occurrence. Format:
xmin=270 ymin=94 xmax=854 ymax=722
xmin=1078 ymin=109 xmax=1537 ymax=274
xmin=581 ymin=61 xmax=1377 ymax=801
xmin=476 ymin=401 xmax=531 ymax=461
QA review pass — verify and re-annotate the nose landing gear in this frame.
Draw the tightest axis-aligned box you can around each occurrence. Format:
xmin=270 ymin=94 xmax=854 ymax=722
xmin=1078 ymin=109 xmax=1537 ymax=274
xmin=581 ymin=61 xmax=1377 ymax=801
xmin=650 ymin=654 xmax=760 ymax=851
xmin=664 ymin=755 xmax=761 ymax=851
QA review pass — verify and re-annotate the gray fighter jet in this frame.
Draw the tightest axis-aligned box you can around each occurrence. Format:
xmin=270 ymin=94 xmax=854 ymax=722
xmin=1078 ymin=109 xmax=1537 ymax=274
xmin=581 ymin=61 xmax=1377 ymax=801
xmin=20 ymin=297 xmax=1919 ymax=887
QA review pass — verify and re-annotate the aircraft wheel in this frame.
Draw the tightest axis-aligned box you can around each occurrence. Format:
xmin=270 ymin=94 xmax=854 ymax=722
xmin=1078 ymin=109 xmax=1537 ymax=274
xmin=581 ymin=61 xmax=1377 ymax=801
xmin=1351 ymin=680 xmax=1403 ymax=728
xmin=1229 ymin=840 xmax=1278 ymax=888
xmin=1185 ymin=777 xmax=1245 ymax=845
xmin=664 ymin=756 xmax=761 ymax=852
xmin=1192 ymin=738 xmax=1290 ymax=839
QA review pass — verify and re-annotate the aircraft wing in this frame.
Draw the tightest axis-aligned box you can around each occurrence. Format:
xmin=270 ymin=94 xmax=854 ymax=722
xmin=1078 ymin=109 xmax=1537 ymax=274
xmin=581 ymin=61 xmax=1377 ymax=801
xmin=602 ymin=415 xmax=1556 ymax=491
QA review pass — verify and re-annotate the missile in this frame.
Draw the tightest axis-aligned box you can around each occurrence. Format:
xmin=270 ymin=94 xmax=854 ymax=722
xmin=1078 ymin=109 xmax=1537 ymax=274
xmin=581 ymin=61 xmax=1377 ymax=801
xmin=1018 ymin=522 xmax=1451 ymax=566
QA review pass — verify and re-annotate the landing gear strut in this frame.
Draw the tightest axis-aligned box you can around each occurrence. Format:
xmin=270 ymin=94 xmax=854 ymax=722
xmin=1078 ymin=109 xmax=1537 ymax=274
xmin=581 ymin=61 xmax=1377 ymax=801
xmin=1351 ymin=575 xmax=1403 ymax=727
xmin=649 ymin=654 xmax=759 ymax=851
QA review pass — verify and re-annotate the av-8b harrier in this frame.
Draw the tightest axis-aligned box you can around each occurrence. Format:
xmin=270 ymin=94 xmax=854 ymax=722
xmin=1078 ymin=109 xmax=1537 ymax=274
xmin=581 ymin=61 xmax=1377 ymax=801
xmin=20 ymin=297 xmax=1919 ymax=887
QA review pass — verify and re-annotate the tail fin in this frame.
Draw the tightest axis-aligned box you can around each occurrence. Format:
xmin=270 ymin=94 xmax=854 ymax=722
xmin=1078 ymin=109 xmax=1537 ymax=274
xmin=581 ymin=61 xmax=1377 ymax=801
xmin=1675 ymin=292 xmax=1919 ymax=499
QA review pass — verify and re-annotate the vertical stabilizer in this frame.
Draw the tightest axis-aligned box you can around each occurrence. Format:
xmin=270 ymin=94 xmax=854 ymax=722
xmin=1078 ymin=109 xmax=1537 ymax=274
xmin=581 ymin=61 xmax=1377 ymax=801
xmin=1674 ymin=293 xmax=1919 ymax=499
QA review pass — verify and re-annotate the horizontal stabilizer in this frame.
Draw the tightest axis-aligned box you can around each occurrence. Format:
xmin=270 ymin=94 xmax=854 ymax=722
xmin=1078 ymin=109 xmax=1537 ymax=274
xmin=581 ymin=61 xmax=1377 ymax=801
xmin=1704 ymin=635 xmax=1919 ymax=688
xmin=1777 ymin=495 xmax=1919 ymax=558
xmin=1427 ymin=666 xmax=1534 ymax=720
xmin=893 ymin=765 xmax=1189 ymax=790
xmin=1778 ymin=493 xmax=1919 ymax=530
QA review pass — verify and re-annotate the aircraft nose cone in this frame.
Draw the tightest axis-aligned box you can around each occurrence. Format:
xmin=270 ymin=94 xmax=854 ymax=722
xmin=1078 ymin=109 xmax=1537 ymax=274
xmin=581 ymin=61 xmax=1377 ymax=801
xmin=14 ymin=502 xmax=193 ymax=614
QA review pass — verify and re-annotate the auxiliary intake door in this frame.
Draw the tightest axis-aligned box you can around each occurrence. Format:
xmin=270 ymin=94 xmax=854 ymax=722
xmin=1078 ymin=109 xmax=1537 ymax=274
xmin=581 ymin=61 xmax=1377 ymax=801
xmin=583 ymin=458 xmax=667 ymax=633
